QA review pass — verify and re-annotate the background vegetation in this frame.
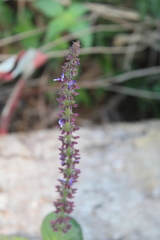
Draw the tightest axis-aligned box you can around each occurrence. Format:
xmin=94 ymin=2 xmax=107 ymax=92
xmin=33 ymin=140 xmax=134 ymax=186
xmin=1 ymin=0 xmax=160 ymax=132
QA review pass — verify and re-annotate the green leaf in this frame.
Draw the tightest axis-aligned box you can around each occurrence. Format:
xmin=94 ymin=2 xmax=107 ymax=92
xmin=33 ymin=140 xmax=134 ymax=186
xmin=0 ymin=2 xmax=13 ymax=27
xmin=45 ymin=7 xmax=78 ymax=41
xmin=45 ymin=13 xmax=68 ymax=41
xmin=14 ymin=19 xmax=39 ymax=49
xmin=150 ymin=0 xmax=160 ymax=18
xmin=0 ymin=236 xmax=29 ymax=240
xmin=34 ymin=0 xmax=63 ymax=18
xmin=101 ymin=55 xmax=114 ymax=74
xmin=70 ymin=20 xmax=92 ymax=47
xmin=45 ymin=3 xmax=87 ymax=41
xmin=67 ymin=3 xmax=87 ymax=18
xmin=41 ymin=212 xmax=83 ymax=240
xmin=76 ymin=89 xmax=92 ymax=107
xmin=136 ymin=0 xmax=148 ymax=20
xmin=152 ymin=83 xmax=160 ymax=92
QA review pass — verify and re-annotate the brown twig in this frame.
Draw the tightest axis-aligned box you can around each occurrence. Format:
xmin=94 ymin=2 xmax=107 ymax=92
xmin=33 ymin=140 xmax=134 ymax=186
xmin=84 ymin=2 xmax=152 ymax=23
xmin=39 ymin=24 xmax=132 ymax=52
xmin=37 ymin=67 xmax=49 ymax=129
xmin=26 ymin=66 xmax=160 ymax=89
xmin=24 ymin=68 xmax=160 ymax=101
xmin=123 ymin=25 xmax=144 ymax=71
xmin=8 ymin=0 xmax=34 ymax=1
xmin=0 ymin=79 xmax=26 ymax=134
xmin=26 ymin=80 xmax=160 ymax=101
xmin=47 ymin=45 xmax=147 ymax=58
xmin=17 ymin=0 xmax=26 ymax=22
xmin=0 ymin=27 xmax=46 ymax=48
xmin=105 ymin=85 xmax=160 ymax=100
xmin=0 ymin=44 xmax=147 ymax=62
xmin=107 ymin=66 xmax=160 ymax=84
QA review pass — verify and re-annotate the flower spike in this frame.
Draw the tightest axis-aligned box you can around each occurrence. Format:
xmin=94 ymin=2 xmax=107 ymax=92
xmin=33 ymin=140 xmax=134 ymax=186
xmin=51 ymin=41 xmax=81 ymax=234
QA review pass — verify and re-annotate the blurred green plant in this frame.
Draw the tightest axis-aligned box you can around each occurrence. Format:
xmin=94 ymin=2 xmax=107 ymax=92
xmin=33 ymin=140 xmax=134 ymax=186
xmin=34 ymin=0 xmax=64 ymax=18
xmin=13 ymin=11 xmax=40 ymax=48
xmin=1 ymin=0 xmax=160 ymax=125
xmin=34 ymin=0 xmax=92 ymax=48
xmin=0 ymin=236 xmax=28 ymax=240
xmin=136 ymin=0 xmax=160 ymax=20
xmin=0 ymin=2 xmax=13 ymax=37
xmin=41 ymin=212 xmax=83 ymax=240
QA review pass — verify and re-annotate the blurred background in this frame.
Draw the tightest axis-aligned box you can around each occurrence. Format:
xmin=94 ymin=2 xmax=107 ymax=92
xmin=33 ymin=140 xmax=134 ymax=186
xmin=1 ymin=2 xmax=160 ymax=239
xmin=1 ymin=0 xmax=160 ymax=133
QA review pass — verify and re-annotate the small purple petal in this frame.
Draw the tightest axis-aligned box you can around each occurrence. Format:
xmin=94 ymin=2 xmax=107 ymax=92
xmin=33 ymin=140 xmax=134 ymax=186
xmin=58 ymin=118 xmax=65 ymax=128
xmin=53 ymin=72 xmax=65 ymax=82
xmin=60 ymin=153 xmax=66 ymax=160
xmin=54 ymin=77 xmax=61 ymax=82
xmin=69 ymin=178 xmax=74 ymax=186
xmin=61 ymin=72 xmax=65 ymax=81
xmin=76 ymin=59 xmax=80 ymax=66
xmin=67 ymin=80 xmax=76 ymax=89
xmin=58 ymin=179 xmax=66 ymax=184
xmin=74 ymin=160 xmax=79 ymax=164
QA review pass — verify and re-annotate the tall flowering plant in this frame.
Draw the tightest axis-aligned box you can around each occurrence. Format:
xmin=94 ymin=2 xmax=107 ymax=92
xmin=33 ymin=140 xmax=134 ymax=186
xmin=0 ymin=41 xmax=83 ymax=240
xmin=51 ymin=41 xmax=81 ymax=235
xmin=40 ymin=41 xmax=82 ymax=240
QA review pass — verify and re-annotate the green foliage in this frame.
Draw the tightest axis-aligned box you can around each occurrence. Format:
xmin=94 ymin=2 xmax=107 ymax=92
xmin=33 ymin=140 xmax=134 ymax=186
xmin=34 ymin=0 xmax=63 ymax=17
xmin=94 ymin=88 xmax=106 ymax=102
xmin=44 ymin=3 xmax=88 ymax=42
xmin=1 ymin=0 xmax=160 ymax=121
xmin=76 ymin=89 xmax=93 ymax=107
xmin=13 ymin=12 xmax=39 ymax=48
xmin=125 ymin=77 xmax=160 ymax=119
xmin=70 ymin=19 xmax=93 ymax=47
xmin=99 ymin=55 xmax=114 ymax=75
xmin=0 ymin=1 xmax=91 ymax=49
xmin=41 ymin=212 xmax=83 ymax=240
xmin=0 ymin=2 xmax=13 ymax=37
xmin=136 ymin=0 xmax=160 ymax=20
xmin=0 ymin=236 xmax=29 ymax=240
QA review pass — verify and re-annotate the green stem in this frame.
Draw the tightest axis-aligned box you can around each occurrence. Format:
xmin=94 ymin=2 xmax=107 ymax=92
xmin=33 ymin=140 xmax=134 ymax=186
xmin=57 ymin=227 xmax=63 ymax=240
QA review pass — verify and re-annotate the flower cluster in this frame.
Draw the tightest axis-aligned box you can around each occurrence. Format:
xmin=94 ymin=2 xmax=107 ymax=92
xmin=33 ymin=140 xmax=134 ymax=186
xmin=51 ymin=41 xmax=81 ymax=233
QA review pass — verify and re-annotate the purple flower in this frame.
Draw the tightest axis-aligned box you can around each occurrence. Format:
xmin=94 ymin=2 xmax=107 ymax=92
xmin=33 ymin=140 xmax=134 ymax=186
xmin=69 ymin=178 xmax=74 ymax=186
xmin=51 ymin=41 xmax=81 ymax=234
xmin=58 ymin=179 xmax=66 ymax=184
xmin=61 ymin=161 xmax=65 ymax=166
xmin=53 ymin=71 xmax=65 ymax=82
xmin=74 ymin=160 xmax=79 ymax=164
xmin=58 ymin=118 xmax=65 ymax=128
xmin=67 ymin=80 xmax=76 ymax=90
